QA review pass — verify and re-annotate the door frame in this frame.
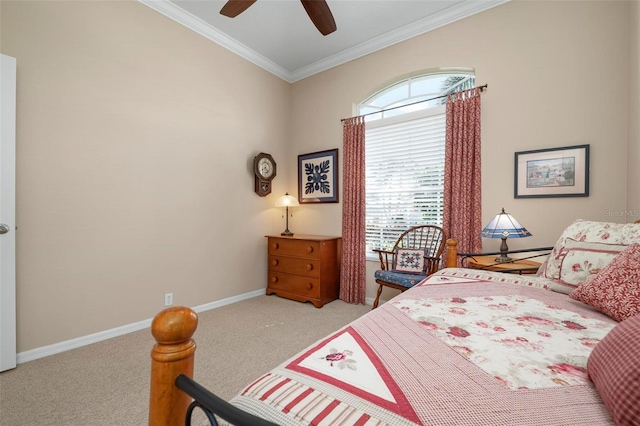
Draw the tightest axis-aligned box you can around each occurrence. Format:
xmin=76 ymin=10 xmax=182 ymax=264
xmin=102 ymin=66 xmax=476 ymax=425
xmin=1 ymin=54 xmax=17 ymax=372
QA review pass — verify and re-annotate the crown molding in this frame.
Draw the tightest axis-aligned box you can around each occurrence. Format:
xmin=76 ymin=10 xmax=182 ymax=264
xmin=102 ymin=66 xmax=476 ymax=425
xmin=138 ymin=0 xmax=292 ymax=81
xmin=139 ymin=0 xmax=509 ymax=84
xmin=290 ymin=0 xmax=510 ymax=82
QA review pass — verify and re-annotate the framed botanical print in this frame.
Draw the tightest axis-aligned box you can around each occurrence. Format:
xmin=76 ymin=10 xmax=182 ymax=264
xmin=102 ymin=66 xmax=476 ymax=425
xmin=298 ymin=149 xmax=339 ymax=203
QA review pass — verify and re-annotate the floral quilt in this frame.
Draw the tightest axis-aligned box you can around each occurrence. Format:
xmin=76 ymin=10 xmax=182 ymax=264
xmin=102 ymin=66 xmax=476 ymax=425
xmin=230 ymin=268 xmax=618 ymax=425
xmin=392 ymin=295 xmax=613 ymax=390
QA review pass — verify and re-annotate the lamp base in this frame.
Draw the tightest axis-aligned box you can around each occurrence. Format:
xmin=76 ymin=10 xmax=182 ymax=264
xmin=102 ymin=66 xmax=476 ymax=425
xmin=494 ymin=237 xmax=512 ymax=263
xmin=494 ymin=254 xmax=513 ymax=263
xmin=281 ymin=205 xmax=294 ymax=236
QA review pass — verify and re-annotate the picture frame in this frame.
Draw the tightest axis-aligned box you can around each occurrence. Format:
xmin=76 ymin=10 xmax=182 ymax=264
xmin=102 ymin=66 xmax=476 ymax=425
xmin=514 ymin=144 xmax=590 ymax=198
xmin=298 ymin=149 xmax=339 ymax=203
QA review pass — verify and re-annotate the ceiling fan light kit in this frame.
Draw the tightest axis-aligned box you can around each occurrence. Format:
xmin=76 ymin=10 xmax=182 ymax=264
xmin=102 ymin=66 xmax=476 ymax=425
xmin=220 ymin=0 xmax=337 ymax=36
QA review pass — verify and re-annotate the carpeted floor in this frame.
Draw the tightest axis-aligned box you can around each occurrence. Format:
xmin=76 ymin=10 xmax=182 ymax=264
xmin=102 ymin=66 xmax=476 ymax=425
xmin=0 ymin=295 xmax=370 ymax=425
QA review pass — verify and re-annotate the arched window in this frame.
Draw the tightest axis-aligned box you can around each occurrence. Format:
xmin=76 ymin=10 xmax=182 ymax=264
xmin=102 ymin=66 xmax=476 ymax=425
xmin=360 ymin=71 xmax=474 ymax=257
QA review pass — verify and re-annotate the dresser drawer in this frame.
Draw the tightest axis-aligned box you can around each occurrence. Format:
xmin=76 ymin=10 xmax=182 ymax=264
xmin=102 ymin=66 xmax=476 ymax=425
xmin=268 ymin=238 xmax=320 ymax=259
xmin=268 ymin=272 xmax=320 ymax=298
xmin=268 ymin=255 xmax=320 ymax=278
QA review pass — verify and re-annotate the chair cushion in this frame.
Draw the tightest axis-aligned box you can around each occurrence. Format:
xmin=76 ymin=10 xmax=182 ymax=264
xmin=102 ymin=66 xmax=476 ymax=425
xmin=393 ymin=248 xmax=427 ymax=273
xmin=375 ymin=269 xmax=426 ymax=289
xmin=569 ymin=243 xmax=640 ymax=322
xmin=587 ymin=314 xmax=640 ymax=425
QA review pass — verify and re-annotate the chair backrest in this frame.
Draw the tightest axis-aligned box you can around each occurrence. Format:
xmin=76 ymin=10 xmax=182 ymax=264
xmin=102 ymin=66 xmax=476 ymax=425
xmin=392 ymin=225 xmax=446 ymax=275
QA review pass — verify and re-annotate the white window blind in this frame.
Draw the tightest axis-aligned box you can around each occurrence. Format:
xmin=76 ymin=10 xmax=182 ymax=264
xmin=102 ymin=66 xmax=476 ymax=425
xmin=365 ymin=108 xmax=445 ymax=257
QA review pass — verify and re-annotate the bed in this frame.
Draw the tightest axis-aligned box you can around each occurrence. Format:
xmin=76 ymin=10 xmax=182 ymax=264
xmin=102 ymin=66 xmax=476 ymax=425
xmin=148 ymin=220 xmax=640 ymax=426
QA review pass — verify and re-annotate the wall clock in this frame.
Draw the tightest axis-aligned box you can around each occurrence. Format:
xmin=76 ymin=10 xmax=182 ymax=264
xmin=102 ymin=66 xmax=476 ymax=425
xmin=253 ymin=152 xmax=276 ymax=196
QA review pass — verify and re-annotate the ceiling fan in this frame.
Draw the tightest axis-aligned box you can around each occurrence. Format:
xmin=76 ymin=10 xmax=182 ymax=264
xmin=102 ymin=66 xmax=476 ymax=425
xmin=219 ymin=0 xmax=337 ymax=36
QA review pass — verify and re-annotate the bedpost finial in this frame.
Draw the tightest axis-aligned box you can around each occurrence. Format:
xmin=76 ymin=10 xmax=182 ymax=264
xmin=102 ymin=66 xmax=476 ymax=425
xmin=445 ymin=238 xmax=459 ymax=268
xmin=151 ymin=306 xmax=198 ymax=344
xmin=149 ymin=306 xmax=198 ymax=425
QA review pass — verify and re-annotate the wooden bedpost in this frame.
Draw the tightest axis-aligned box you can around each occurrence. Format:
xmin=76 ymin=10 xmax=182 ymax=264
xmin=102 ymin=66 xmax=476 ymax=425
xmin=445 ymin=238 xmax=458 ymax=268
xmin=149 ymin=306 xmax=198 ymax=426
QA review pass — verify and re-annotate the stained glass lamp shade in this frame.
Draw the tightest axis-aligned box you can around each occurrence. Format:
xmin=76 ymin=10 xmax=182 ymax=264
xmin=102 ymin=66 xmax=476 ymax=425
xmin=479 ymin=208 xmax=532 ymax=263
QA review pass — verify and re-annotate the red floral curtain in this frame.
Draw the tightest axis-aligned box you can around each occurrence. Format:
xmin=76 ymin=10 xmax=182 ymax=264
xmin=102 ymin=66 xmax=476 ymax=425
xmin=443 ymin=88 xmax=483 ymax=265
xmin=340 ymin=116 xmax=366 ymax=304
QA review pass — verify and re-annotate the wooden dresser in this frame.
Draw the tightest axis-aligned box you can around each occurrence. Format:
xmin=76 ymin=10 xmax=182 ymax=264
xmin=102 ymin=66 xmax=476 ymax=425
xmin=266 ymin=235 xmax=342 ymax=308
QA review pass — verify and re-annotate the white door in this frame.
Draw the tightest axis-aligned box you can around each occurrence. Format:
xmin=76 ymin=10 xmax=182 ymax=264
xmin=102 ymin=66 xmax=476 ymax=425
xmin=0 ymin=54 xmax=17 ymax=372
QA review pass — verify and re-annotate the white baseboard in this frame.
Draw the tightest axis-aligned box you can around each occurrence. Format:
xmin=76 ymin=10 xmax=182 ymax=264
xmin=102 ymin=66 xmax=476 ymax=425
xmin=16 ymin=289 xmax=266 ymax=364
xmin=190 ymin=288 xmax=264 ymax=314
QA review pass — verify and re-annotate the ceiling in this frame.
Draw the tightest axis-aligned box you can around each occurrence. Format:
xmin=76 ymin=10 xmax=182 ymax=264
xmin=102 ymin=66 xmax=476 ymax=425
xmin=140 ymin=0 xmax=508 ymax=83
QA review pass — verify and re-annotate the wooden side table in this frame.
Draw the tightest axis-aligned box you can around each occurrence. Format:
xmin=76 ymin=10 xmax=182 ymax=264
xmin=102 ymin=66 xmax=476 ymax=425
xmin=266 ymin=235 xmax=341 ymax=308
xmin=466 ymin=256 xmax=541 ymax=275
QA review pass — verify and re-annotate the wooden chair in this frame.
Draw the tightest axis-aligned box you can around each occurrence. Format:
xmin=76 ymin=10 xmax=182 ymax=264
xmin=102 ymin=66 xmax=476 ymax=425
xmin=372 ymin=225 xmax=446 ymax=309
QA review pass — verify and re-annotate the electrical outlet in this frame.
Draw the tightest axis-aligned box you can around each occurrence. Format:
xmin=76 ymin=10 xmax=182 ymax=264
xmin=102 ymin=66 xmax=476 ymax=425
xmin=164 ymin=293 xmax=173 ymax=307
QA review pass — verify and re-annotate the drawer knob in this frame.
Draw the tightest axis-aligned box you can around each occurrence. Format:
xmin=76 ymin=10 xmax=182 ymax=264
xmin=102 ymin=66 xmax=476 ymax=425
xmin=271 ymin=276 xmax=278 ymax=283
xmin=306 ymin=264 xmax=313 ymax=271
xmin=272 ymin=243 xmax=279 ymax=250
xmin=307 ymin=246 xmax=314 ymax=253
xmin=306 ymin=282 xmax=313 ymax=290
xmin=272 ymin=259 xmax=279 ymax=266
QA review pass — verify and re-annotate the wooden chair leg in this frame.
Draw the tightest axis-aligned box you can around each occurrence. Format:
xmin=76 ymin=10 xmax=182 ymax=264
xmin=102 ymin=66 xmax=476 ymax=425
xmin=372 ymin=284 xmax=383 ymax=309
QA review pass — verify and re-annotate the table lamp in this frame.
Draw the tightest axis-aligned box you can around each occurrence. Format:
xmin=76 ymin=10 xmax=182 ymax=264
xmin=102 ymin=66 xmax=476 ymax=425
xmin=275 ymin=193 xmax=299 ymax=236
xmin=479 ymin=208 xmax=532 ymax=263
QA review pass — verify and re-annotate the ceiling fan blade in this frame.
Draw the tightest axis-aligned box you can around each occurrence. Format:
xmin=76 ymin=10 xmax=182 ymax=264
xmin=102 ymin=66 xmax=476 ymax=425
xmin=300 ymin=0 xmax=337 ymax=36
xmin=220 ymin=0 xmax=257 ymax=18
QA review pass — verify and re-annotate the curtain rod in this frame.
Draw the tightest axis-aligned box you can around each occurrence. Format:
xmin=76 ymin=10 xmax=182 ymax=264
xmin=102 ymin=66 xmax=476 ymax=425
xmin=341 ymin=84 xmax=488 ymax=123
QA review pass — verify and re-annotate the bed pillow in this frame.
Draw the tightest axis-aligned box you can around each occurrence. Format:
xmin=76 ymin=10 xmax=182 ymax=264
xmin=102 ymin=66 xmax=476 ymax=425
xmin=393 ymin=248 xmax=426 ymax=274
xmin=541 ymin=220 xmax=640 ymax=294
xmin=556 ymin=238 xmax=626 ymax=283
xmin=535 ymin=256 xmax=549 ymax=276
xmin=570 ymin=244 xmax=640 ymax=322
xmin=587 ymin=314 xmax=640 ymax=425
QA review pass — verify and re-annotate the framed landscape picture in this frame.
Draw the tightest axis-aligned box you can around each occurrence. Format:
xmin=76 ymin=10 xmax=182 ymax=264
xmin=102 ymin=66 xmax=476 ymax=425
xmin=298 ymin=149 xmax=339 ymax=203
xmin=514 ymin=144 xmax=590 ymax=198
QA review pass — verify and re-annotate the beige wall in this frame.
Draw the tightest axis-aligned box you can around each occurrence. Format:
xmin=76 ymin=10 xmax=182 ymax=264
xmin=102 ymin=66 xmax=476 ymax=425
xmin=290 ymin=0 xmax=632 ymax=303
xmin=1 ymin=0 xmax=291 ymax=352
xmin=629 ymin=0 xmax=640 ymax=219
xmin=1 ymin=0 xmax=635 ymax=353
